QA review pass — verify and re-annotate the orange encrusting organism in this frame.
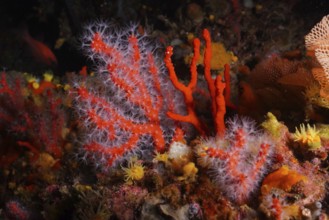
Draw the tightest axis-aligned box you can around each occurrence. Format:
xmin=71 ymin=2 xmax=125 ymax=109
xmin=261 ymin=166 xmax=307 ymax=195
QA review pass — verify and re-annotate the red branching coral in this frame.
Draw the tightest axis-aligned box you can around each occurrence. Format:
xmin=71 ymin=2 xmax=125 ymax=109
xmin=196 ymin=117 xmax=274 ymax=204
xmin=0 ymin=71 xmax=67 ymax=166
xmin=164 ymin=29 xmax=231 ymax=137
xmin=72 ymin=23 xmax=188 ymax=168
xmin=5 ymin=200 xmax=30 ymax=220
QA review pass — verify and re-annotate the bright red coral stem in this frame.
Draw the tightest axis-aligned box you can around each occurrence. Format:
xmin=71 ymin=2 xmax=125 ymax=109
xmin=164 ymin=29 xmax=229 ymax=136
xmin=164 ymin=40 xmax=205 ymax=135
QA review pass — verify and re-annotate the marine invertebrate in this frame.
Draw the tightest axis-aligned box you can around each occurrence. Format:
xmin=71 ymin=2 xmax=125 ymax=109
xmin=153 ymin=152 xmax=169 ymax=164
xmin=122 ymin=157 xmax=145 ymax=183
xmin=0 ymin=71 xmax=68 ymax=166
xmin=261 ymin=112 xmax=289 ymax=141
xmin=177 ymin=162 xmax=198 ymax=182
xmin=292 ymin=124 xmax=321 ymax=150
xmin=305 ymin=14 xmax=329 ymax=98
xmin=165 ymin=29 xmax=230 ymax=136
xmin=261 ymin=166 xmax=307 ymax=194
xmin=5 ymin=200 xmax=30 ymax=220
xmin=73 ymin=22 xmax=233 ymax=170
xmin=167 ymin=141 xmax=193 ymax=173
xmin=72 ymin=22 xmax=188 ymax=169
xmin=184 ymin=41 xmax=238 ymax=70
xmin=238 ymin=54 xmax=313 ymax=123
xmin=196 ymin=117 xmax=274 ymax=204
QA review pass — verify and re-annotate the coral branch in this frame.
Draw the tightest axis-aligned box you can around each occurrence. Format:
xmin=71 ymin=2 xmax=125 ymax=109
xmin=202 ymin=29 xmax=218 ymax=119
xmin=73 ymin=23 xmax=188 ymax=168
xmin=165 ymin=29 xmax=231 ymax=136
xmin=0 ymin=71 xmax=67 ymax=166
xmin=214 ymin=76 xmax=226 ymax=136
xmin=196 ymin=117 xmax=273 ymax=204
xmin=164 ymin=43 xmax=205 ymax=135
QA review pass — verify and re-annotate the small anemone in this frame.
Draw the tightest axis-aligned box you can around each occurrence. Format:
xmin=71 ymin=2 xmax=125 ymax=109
xmin=293 ymin=124 xmax=321 ymax=150
xmin=122 ymin=157 xmax=145 ymax=183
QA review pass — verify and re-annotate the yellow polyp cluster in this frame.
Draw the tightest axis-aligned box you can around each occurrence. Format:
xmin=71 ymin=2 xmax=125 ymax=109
xmin=261 ymin=112 xmax=287 ymax=140
xmin=153 ymin=152 xmax=169 ymax=164
xmin=24 ymin=72 xmax=37 ymax=83
xmin=293 ymin=124 xmax=321 ymax=150
xmin=177 ymin=162 xmax=198 ymax=182
xmin=63 ymin=84 xmax=71 ymax=91
xmin=43 ymin=72 xmax=54 ymax=82
xmin=24 ymin=71 xmax=56 ymax=91
xmin=305 ymin=83 xmax=329 ymax=109
xmin=185 ymin=41 xmax=238 ymax=70
xmin=24 ymin=72 xmax=40 ymax=89
xmin=122 ymin=157 xmax=145 ymax=184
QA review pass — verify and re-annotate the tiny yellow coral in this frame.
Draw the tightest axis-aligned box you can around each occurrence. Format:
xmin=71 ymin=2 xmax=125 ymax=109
xmin=318 ymin=124 xmax=329 ymax=140
xmin=63 ymin=84 xmax=71 ymax=91
xmin=185 ymin=42 xmax=237 ymax=70
xmin=178 ymin=162 xmax=198 ymax=182
xmin=23 ymin=73 xmax=40 ymax=89
xmin=24 ymin=72 xmax=37 ymax=84
xmin=153 ymin=151 xmax=169 ymax=164
xmin=33 ymin=153 xmax=58 ymax=183
xmin=293 ymin=124 xmax=321 ymax=150
xmin=261 ymin=112 xmax=287 ymax=140
xmin=32 ymin=82 xmax=40 ymax=89
xmin=43 ymin=72 xmax=54 ymax=82
xmin=122 ymin=157 xmax=144 ymax=183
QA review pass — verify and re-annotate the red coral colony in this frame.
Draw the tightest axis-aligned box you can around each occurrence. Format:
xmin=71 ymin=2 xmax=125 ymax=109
xmin=1 ymin=1 xmax=329 ymax=219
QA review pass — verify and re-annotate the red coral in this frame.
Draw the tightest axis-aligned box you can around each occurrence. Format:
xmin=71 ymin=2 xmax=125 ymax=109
xmin=73 ymin=23 xmax=234 ymax=169
xmin=0 ymin=72 xmax=67 ymax=166
xmin=164 ymin=29 xmax=231 ymax=137
xmin=5 ymin=200 xmax=30 ymax=220
xmin=196 ymin=117 xmax=273 ymax=204
xmin=73 ymin=23 xmax=187 ymax=168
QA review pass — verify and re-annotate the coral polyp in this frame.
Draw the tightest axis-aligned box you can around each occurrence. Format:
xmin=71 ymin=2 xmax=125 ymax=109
xmin=122 ymin=157 xmax=145 ymax=183
xmin=293 ymin=124 xmax=321 ymax=150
